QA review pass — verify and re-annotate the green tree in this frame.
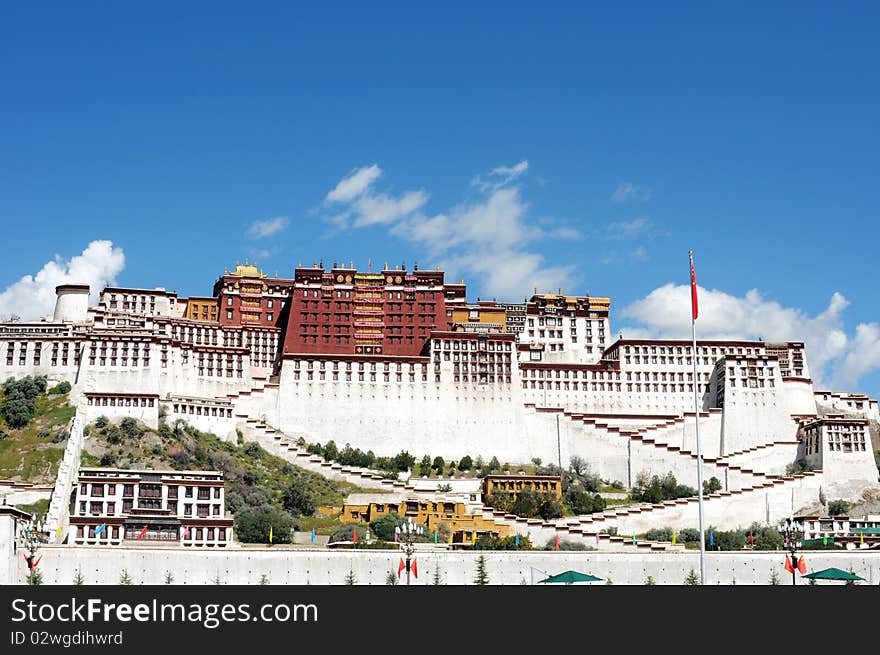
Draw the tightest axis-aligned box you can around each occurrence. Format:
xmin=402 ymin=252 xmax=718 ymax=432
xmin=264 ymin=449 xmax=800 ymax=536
xmin=94 ymin=415 xmax=109 ymax=428
xmin=258 ymin=574 xmax=270 ymax=585
xmin=345 ymin=569 xmax=357 ymax=585
xmin=702 ymin=476 xmax=722 ymax=494
xmin=488 ymin=456 xmax=501 ymax=473
xmin=458 ymin=455 xmax=473 ymax=471
xmin=282 ymin=477 xmax=317 ymax=516
xmin=120 ymin=416 xmax=141 ymax=439
xmin=473 ymin=554 xmax=489 ymax=585
xmin=828 ymin=500 xmax=851 ymax=516
xmin=432 ymin=568 xmax=444 ymax=585
xmin=322 ymin=440 xmax=339 ymax=461
xmin=431 ymin=456 xmax=445 ymax=474
xmin=119 ymin=569 xmax=133 ymax=585
xmin=385 ymin=570 xmax=399 ymax=585
xmin=27 ymin=569 xmax=43 ymax=586
xmin=369 ymin=512 xmax=405 ymax=541
xmin=419 ymin=454 xmax=431 ymax=473
xmin=235 ymin=506 xmax=296 ymax=544
xmin=164 ymin=571 xmax=174 ymax=584
xmin=645 ymin=575 xmax=656 ymax=585
xmin=684 ymin=569 xmax=701 ymax=585
xmin=48 ymin=381 xmax=71 ymax=395
xmin=769 ymin=570 xmax=781 ymax=585
xmin=73 ymin=569 xmax=84 ymax=585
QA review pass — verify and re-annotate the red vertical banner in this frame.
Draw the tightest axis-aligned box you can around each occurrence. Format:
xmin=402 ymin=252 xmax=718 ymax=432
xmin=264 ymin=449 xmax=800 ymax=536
xmin=690 ymin=251 xmax=699 ymax=321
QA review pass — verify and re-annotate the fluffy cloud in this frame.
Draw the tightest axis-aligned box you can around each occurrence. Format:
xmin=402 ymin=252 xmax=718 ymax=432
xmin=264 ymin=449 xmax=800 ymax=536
xmin=0 ymin=240 xmax=125 ymax=321
xmin=619 ymin=284 xmax=868 ymax=388
xmin=831 ymin=323 xmax=880 ymax=390
xmin=610 ymin=182 xmax=651 ymax=203
xmin=324 ymin=164 xmax=428 ymax=228
xmin=247 ymin=216 xmax=288 ymax=239
xmin=321 ymin=160 xmax=579 ymax=298
xmin=326 ymin=164 xmax=382 ymax=203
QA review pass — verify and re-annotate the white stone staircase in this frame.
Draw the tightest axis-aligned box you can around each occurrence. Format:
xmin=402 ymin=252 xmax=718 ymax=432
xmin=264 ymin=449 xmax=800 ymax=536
xmin=44 ymin=412 xmax=85 ymax=543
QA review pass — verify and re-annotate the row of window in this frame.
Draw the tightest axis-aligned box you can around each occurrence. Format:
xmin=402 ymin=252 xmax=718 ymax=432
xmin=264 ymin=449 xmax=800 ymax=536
xmin=86 ymin=396 xmax=156 ymax=407
xmin=523 ymin=380 xmax=711 ymax=393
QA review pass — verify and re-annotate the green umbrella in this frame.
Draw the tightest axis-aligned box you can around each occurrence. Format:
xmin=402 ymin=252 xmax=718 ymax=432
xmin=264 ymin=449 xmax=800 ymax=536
xmin=801 ymin=567 xmax=865 ymax=581
xmin=538 ymin=570 xmax=603 ymax=584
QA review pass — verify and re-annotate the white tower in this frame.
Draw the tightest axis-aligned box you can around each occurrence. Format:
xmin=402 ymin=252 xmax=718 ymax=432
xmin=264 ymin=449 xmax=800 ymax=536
xmin=53 ymin=284 xmax=90 ymax=323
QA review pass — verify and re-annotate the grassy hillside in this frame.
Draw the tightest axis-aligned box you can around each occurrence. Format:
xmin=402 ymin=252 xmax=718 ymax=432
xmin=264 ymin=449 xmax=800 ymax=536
xmin=0 ymin=381 xmax=75 ymax=483
xmin=81 ymin=417 xmax=375 ymax=541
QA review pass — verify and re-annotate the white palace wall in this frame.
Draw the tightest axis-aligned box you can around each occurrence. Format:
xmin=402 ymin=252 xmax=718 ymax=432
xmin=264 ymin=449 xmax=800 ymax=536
xmin=14 ymin=543 xmax=880 ymax=586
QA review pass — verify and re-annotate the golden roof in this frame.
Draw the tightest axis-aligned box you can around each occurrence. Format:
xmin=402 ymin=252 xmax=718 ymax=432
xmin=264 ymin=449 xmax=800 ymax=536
xmin=225 ymin=259 xmax=266 ymax=279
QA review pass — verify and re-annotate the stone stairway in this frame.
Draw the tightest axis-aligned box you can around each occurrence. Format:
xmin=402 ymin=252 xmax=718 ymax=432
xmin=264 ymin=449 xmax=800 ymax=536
xmin=44 ymin=412 xmax=85 ymax=544
xmin=475 ymin=470 xmax=824 ymax=548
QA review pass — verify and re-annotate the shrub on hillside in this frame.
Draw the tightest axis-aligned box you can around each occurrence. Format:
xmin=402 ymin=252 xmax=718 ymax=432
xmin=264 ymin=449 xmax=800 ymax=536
xmin=281 ymin=477 xmax=316 ymax=516
xmin=1 ymin=376 xmax=46 ymax=428
xmin=48 ymin=381 xmax=71 ymax=395
xmin=94 ymin=416 xmax=109 ymax=429
xmin=828 ymin=499 xmax=850 ymax=516
xmin=120 ymin=417 xmax=142 ymax=439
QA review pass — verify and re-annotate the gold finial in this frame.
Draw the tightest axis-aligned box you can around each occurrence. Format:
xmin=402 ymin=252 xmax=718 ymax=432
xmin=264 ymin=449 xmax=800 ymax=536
xmin=460 ymin=279 xmax=464 ymax=284
xmin=384 ymin=261 xmax=388 ymax=270
xmin=245 ymin=257 xmax=249 ymax=266
xmin=275 ymin=271 xmax=279 ymax=278
xmin=349 ymin=260 xmax=353 ymax=268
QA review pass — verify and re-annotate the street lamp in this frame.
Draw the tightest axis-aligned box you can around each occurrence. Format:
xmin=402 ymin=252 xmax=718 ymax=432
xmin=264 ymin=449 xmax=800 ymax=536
xmin=394 ymin=518 xmax=424 ymax=586
xmin=777 ymin=517 xmax=804 ymax=586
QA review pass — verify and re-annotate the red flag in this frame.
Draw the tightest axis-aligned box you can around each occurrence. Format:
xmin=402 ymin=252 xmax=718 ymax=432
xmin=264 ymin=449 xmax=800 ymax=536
xmin=555 ymin=534 xmax=560 ymax=551
xmin=784 ymin=554 xmax=794 ymax=573
xmin=394 ymin=531 xmax=398 ymax=543
xmin=690 ymin=252 xmax=699 ymax=321
xmin=397 ymin=557 xmax=405 ymax=578
xmin=137 ymin=525 xmax=148 ymax=539
xmin=748 ymin=532 xmax=754 ymax=545
xmin=353 ymin=528 xmax=357 ymax=543
xmin=797 ymin=556 xmax=807 ymax=574
xmin=411 ymin=559 xmax=418 ymax=579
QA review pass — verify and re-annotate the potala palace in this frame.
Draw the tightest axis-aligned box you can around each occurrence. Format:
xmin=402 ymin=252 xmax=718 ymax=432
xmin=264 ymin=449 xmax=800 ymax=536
xmin=2 ymin=260 xmax=879 ymax=560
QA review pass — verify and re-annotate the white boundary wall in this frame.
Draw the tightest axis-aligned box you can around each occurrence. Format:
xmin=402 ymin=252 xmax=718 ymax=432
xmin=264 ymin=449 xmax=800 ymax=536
xmin=14 ymin=545 xmax=880 ymax=586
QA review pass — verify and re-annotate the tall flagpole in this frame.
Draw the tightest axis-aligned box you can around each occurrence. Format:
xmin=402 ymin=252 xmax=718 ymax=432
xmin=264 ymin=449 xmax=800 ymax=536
xmin=690 ymin=250 xmax=707 ymax=585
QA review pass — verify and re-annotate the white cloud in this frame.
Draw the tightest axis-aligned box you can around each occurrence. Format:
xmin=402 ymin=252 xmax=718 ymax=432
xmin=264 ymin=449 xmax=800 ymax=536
xmin=604 ymin=217 xmax=655 ymax=240
xmin=353 ymin=190 xmax=428 ymax=227
xmin=323 ymin=160 xmax=578 ymax=298
xmin=611 ymin=182 xmax=651 ymax=203
xmin=326 ymin=164 xmax=382 ymax=203
xmin=620 ymin=285 xmax=861 ymax=388
xmin=471 ymin=160 xmax=529 ymax=192
xmin=630 ymin=246 xmax=648 ymax=261
xmin=0 ymin=240 xmax=125 ymax=321
xmin=830 ymin=323 xmax=880 ymax=390
xmin=247 ymin=216 xmax=289 ymax=239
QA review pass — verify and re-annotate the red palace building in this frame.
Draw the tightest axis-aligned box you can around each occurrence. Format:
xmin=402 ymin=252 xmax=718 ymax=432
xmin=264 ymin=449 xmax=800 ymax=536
xmin=282 ymin=261 xmax=458 ymax=357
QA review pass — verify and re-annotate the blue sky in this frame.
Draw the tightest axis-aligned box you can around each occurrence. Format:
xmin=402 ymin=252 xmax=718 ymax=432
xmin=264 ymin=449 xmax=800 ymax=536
xmin=1 ymin=2 xmax=879 ymax=393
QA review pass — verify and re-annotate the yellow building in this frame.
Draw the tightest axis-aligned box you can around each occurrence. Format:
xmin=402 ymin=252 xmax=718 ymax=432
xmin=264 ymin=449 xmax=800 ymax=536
xmin=450 ymin=302 xmax=508 ymax=332
xmin=482 ymin=474 xmax=563 ymax=501
xmin=183 ymin=296 xmax=219 ymax=322
xmin=341 ymin=493 xmax=511 ymax=543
